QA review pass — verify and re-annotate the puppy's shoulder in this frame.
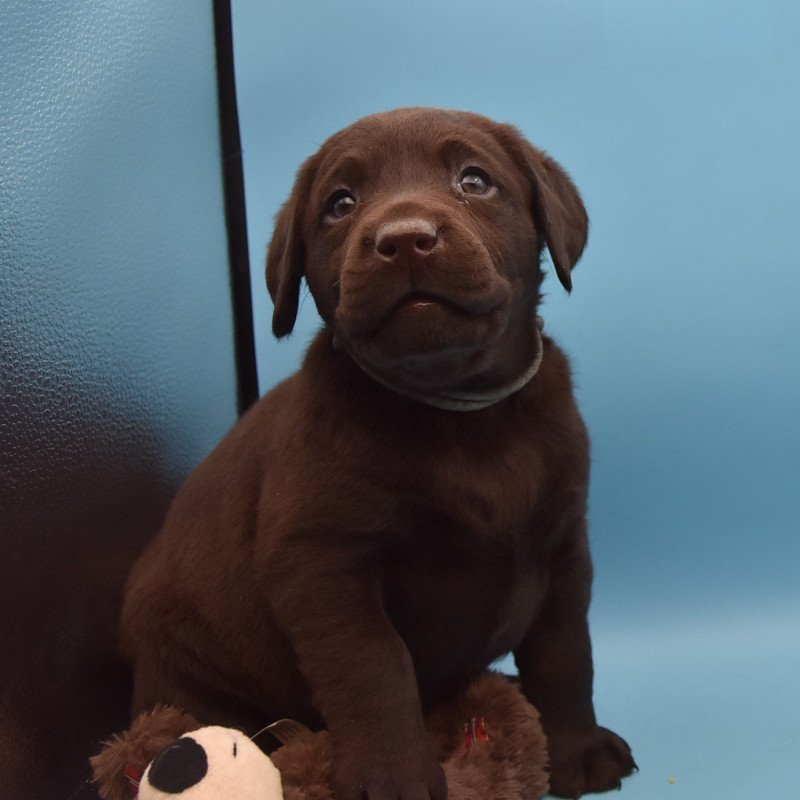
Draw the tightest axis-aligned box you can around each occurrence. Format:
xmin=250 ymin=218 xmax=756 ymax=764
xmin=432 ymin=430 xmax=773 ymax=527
xmin=524 ymin=334 xmax=589 ymax=453
xmin=539 ymin=335 xmax=577 ymax=392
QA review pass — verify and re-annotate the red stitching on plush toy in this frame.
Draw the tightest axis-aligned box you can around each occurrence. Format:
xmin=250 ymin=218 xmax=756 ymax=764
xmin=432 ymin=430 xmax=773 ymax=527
xmin=124 ymin=763 xmax=143 ymax=791
xmin=463 ymin=716 xmax=490 ymax=750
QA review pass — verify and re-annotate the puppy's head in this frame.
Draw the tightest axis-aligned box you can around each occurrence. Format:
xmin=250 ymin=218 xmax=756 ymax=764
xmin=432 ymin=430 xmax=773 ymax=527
xmin=267 ymin=108 xmax=587 ymax=392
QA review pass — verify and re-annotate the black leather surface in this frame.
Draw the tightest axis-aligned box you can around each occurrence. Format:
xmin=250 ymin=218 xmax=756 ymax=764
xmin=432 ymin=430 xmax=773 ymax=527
xmin=1 ymin=3 xmax=243 ymax=797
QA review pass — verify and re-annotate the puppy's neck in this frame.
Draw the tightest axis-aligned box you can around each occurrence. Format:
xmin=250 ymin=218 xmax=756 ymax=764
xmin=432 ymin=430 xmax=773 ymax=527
xmin=340 ymin=318 xmax=545 ymax=412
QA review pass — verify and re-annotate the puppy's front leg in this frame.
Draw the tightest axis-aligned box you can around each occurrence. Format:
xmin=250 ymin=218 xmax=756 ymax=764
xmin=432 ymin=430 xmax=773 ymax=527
xmin=514 ymin=524 xmax=636 ymax=798
xmin=266 ymin=544 xmax=447 ymax=800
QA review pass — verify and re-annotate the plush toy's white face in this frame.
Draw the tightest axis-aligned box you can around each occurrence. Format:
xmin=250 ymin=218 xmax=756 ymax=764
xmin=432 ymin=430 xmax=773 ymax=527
xmin=139 ymin=726 xmax=283 ymax=800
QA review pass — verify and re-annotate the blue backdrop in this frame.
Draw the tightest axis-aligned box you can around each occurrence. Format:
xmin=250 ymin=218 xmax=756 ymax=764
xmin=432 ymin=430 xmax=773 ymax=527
xmin=231 ymin=2 xmax=800 ymax=796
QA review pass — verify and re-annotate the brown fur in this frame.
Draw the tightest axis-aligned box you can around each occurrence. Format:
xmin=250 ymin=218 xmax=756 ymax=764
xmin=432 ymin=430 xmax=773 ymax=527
xmin=120 ymin=108 xmax=635 ymax=799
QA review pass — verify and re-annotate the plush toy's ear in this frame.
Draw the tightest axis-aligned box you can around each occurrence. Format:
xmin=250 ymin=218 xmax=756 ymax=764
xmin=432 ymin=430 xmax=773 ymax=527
xmin=266 ymin=155 xmax=320 ymax=338
xmin=490 ymin=123 xmax=588 ymax=293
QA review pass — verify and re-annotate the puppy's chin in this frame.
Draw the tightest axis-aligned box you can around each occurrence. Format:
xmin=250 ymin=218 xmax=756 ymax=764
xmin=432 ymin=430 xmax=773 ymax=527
xmin=338 ymin=302 xmax=510 ymax=390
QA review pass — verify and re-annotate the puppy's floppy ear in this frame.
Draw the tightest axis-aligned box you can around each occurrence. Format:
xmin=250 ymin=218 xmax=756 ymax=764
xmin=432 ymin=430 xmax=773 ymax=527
xmin=528 ymin=145 xmax=589 ymax=292
xmin=494 ymin=124 xmax=588 ymax=292
xmin=528 ymin=150 xmax=588 ymax=292
xmin=266 ymin=155 xmax=319 ymax=338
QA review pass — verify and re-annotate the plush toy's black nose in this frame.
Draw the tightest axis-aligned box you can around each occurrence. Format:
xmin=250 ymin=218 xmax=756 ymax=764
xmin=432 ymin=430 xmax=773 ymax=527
xmin=147 ymin=736 xmax=208 ymax=794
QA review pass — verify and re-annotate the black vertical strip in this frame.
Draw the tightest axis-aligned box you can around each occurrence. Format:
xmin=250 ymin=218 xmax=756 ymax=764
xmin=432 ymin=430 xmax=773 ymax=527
xmin=212 ymin=0 xmax=260 ymax=413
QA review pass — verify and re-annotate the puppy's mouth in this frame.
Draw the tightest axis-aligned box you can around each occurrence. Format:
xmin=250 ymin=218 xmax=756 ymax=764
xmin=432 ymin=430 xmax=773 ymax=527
xmin=344 ymin=286 xmax=506 ymax=338
xmin=387 ymin=291 xmax=493 ymax=319
xmin=335 ymin=286 xmax=510 ymax=375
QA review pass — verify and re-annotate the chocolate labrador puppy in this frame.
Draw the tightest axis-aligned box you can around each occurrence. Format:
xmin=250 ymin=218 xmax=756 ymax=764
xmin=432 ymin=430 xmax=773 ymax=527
xmin=121 ymin=108 xmax=635 ymax=799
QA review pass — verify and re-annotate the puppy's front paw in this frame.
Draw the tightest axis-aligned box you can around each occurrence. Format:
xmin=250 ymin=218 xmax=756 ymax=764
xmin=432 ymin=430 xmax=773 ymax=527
xmin=547 ymin=726 xmax=636 ymax=798
xmin=332 ymin=748 xmax=447 ymax=800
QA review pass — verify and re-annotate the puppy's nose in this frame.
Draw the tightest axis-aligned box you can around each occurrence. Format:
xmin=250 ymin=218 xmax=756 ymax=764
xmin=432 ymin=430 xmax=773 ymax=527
xmin=375 ymin=218 xmax=439 ymax=260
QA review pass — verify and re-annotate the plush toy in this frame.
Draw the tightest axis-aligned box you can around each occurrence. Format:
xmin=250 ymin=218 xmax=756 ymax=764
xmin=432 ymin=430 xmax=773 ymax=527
xmin=91 ymin=672 xmax=549 ymax=800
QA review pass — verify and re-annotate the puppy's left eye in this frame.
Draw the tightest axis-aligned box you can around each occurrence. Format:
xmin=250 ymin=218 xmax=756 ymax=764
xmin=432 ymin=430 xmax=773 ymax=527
xmin=327 ymin=190 xmax=357 ymax=219
xmin=458 ymin=169 xmax=492 ymax=195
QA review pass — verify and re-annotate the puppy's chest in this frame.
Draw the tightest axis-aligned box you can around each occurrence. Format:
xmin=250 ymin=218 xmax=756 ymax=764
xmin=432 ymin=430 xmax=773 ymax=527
xmin=422 ymin=434 xmax=549 ymax=535
xmin=380 ymin=454 xmax=554 ymax=669
xmin=382 ymin=511 xmax=547 ymax=676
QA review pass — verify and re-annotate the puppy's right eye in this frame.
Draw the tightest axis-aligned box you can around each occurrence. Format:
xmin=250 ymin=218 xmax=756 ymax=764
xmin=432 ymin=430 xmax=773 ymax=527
xmin=458 ymin=168 xmax=492 ymax=195
xmin=327 ymin=191 xmax=357 ymax=219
